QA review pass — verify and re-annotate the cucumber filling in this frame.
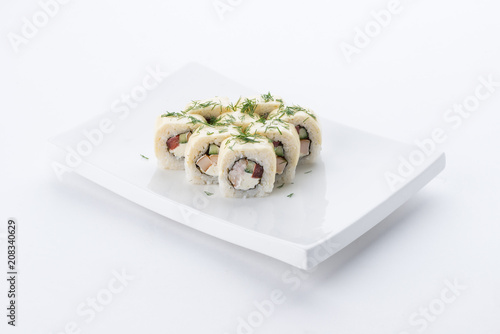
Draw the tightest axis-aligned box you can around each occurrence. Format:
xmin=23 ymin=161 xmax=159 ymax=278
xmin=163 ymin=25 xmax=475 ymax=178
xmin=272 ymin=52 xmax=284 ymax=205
xmin=273 ymin=141 xmax=288 ymax=174
xmin=296 ymin=126 xmax=309 ymax=139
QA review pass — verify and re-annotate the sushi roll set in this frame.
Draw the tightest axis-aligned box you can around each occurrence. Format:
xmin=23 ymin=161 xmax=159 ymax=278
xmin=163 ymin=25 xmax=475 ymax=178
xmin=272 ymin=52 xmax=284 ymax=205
xmin=153 ymin=94 xmax=322 ymax=198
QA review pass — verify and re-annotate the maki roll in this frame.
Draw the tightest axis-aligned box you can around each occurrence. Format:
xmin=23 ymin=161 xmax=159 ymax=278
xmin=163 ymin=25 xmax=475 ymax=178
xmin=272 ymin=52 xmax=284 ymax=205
xmin=154 ymin=112 xmax=206 ymax=170
xmin=268 ymin=105 xmax=321 ymax=164
xmin=246 ymin=118 xmax=300 ymax=184
xmin=184 ymin=125 xmax=239 ymax=185
xmin=236 ymin=93 xmax=284 ymax=119
xmin=218 ymin=131 xmax=276 ymax=198
xmin=184 ymin=96 xmax=232 ymax=124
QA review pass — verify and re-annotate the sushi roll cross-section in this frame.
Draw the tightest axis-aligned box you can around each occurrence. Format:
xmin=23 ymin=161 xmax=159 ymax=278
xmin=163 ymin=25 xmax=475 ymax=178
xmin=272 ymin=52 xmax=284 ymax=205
xmin=246 ymin=118 xmax=300 ymax=184
xmin=268 ymin=105 xmax=322 ymax=164
xmin=154 ymin=112 xmax=207 ymax=170
xmin=184 ymin=125 xmax=239 ymax=185
xmin=218 ymin=130 xmax=276 ymax=198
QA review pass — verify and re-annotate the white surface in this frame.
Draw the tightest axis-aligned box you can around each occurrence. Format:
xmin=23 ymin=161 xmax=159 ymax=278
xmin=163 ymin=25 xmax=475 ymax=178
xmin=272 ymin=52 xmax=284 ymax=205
xmin=49 ymin=63 xmax=445 ymax=270
xmin=1 ymin=0 xmax=500 ymax=333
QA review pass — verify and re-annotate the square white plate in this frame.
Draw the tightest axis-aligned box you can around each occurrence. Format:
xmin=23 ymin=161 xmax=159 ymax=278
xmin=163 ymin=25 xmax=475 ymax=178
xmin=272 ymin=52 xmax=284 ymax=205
xmin=48 ymin=63 xmax=446 ymax=270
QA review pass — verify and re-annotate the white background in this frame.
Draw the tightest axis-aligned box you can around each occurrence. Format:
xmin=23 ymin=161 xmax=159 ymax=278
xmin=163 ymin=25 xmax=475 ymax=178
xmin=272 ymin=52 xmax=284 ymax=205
xmin=1 ymin=0 xmax=499 ymax=333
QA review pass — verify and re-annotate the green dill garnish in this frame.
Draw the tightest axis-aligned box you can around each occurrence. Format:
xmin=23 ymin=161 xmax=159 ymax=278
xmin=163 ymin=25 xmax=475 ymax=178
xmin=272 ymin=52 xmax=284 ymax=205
xmin=305 ymin=170 xmax=312 ymax=174
xmin=276 ymin=98 xmax=284 ymax=108
xmin=161 ymin=111 xmax=184 ymax=118
xmin=184 ymin=100 xmax=219 ymax=113
xmin=261 ymin=92 xmax=274 ymax=103
xmin=256 ymin=117 xmax=266 ymax=124
xmin=261 ymin=119 xmax=288 ymax=135
xmin=229 ymin=97 xmax=242 ymax=111
xmin=140 ymin=154 xmax=149 ymax=160
xmin=225 ymin=126 xmax=269 ymax=150
xmin=287 ymin=193 xmax=294 ymax=198
xmin=240 ymin=98 xmax=257 ymax=117
xmin=266 ymin=117 xmax=289 ymax=129
xmin=277 ymin=184 xmax=285 ymax=189
xmin=187 ymin=115 xmax=208 ymax=126
xmin=233 ymin=130 xmax=260 ymax=144
xmin=195 ymin=126 xmax=203 ymax=134
xmin=225 ymin=114 xmax=236 ymax=122
xmin=263 ymin=124 xmax=282 ymax=135
xmin=275 ymin=105 xmax=317 ymax=121
xmin=206 ymin=131 xmax=214 ymax=135
xmin=204 ymin=191 xmax=214 ymax=196
xmin=212 ymin=114 xmax=236 ymax=127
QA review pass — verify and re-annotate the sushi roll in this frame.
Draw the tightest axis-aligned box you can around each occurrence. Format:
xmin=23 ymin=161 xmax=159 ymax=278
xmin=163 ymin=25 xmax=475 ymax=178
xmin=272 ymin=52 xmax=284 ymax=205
xmin=218 ymin=131 xmax=276 ymax=198
xmin=184 ymin=125 xmax=239 ymax=185
xmin=236 ymin=93 xmax=284 ymax=119
xmin=268 ymin=105 xmax=321 ymax=164
xmin=154 ymin=112 xmax=207 ymax=170
xmin=246 ymin=118 xmax=300 ymax=184
xmin=184 ymin=96 xmax=232 ymax=124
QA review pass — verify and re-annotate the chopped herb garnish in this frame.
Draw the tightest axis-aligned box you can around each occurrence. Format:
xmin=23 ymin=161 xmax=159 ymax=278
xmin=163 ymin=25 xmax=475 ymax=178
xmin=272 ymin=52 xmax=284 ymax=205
xmin=239 ymin=98 xmax=257 ymax=117
xmin=287 ymin=193 xmax=294 ymax=198
xmin=224 ymin=126 xmax=269 ymax=151
xmin=204 ymin=191 xmax=214 ymax=196
xmin=276 ymin=98 xmax=284 ymax=108
xmin=233 ymin=127 xmax=263 ymax=144
xmin=186 ymin=115 xmax=208 ymax=126
xmin=274 ymin=105 xmax=317 ymax=121
xmin=277 ymin=184 xmax=285 ymax=189
xmin=161 ymin=111 xmax=184 ymax=118
xmin=305 ymin=170 xmax=312 ymax=174
xmin=229 ymin=97 xmax=242 ymax=111
xmin=140 ymin=154 xmax=149 ymax=160
xmin=184 ymin=100 xmax=219 ymax=113
xmin=261 ymin=92 xmax=274 ymax=103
